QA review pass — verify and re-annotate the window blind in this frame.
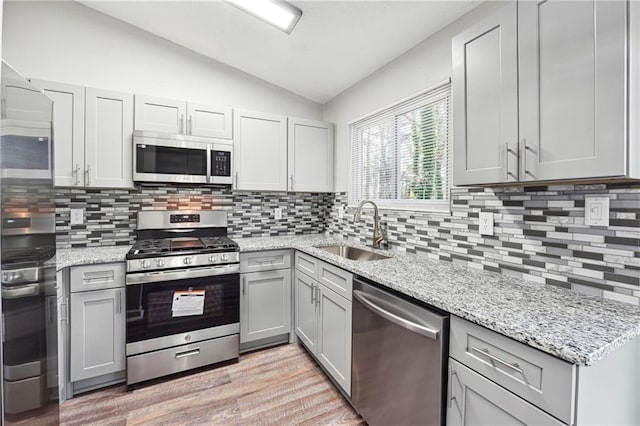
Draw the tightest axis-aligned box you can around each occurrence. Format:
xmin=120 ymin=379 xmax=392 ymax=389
xmin=350 ymin=80 xmax=452 ymax=210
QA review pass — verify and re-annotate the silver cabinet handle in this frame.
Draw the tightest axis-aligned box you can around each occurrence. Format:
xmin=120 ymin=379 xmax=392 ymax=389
xmin=504 ymin=143 xmax=516 ymax=181
xmin=353 ymin=290 xmax=440 ymax=340
xmin=447 ymin=367 xmax=457 ymax=408
xmin=289 ymin=175 xmax=294 ymax=191
xmin=73 ymin=163 xmax=81 ymax=185
xmin=175 ymin=348 xmax=200 ymax=359
xmin=116 ymin=289 xmax=122 ymax=314
xmin=242 ymin=276 xmax=246 ymax=295
xmin=234 ymin=171 xmax=239 ymax=190
xmin=315 ymin=286 xmax=321 ymax=306
xmin=470 ymin=346 xmax=524 ymax=374
xmin=85 ymin=164 xmax=91 ymax=186
xmin=188 ymin=115 xmax=193 ymax=135
xmin=310 ymin=282 xmax=315 ymax=304
xmin=179 ymin=114 xmax=185 ymax=134
xmin=521 ymin=138 xmax=535 ymax=178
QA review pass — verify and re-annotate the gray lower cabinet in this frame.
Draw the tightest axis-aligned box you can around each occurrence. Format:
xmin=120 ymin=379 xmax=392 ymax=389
xmin=70 ymin=288 xmax=125 ymax=382
xmin=447 ymin=359 xmax=563 ymax=425
xmin=448 ymin=315 xmax=640 ymax=425
xmin=294 ymin=252 xmax=352 ymax=397
xmin=60 ymin=262 xmax=126 ymax=399
xmin=239 ymin=250 xmax=292 ymax=351
xmin=240 ymin=270 xmax=291 ymax=343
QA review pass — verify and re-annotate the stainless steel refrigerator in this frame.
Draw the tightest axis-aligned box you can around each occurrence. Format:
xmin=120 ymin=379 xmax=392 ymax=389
xmin=0 ymin=62 xmax=59 ymax=425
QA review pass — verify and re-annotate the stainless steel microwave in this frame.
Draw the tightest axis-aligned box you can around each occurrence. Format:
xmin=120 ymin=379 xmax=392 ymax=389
xmin=133 ymin=131 xmax=233 ymax=185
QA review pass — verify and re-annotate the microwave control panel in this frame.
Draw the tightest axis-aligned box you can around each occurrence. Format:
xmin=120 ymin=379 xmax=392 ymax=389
xmin=212 ymin=150 xmax=231 ymax=177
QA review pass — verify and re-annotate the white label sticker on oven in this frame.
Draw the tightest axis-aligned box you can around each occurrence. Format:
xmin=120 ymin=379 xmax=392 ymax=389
xmin=171 ymin=289 xmax=205 ymax=317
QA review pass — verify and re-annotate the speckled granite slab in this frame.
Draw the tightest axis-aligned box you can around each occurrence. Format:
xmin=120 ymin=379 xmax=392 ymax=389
xmin=56 ymin=246 xmax=132 ymax=271
xmin=57 ymin=234 xmax=640 ymax=366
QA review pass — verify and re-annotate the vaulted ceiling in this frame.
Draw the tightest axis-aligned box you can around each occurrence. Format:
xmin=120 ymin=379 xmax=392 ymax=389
xmin=80 ymin=1 xmax=481 ymax=104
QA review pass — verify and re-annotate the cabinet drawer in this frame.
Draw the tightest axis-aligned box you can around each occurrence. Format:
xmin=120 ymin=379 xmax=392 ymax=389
xmin=240 ymin=250 xmax=291 ymax=273
xmin=295 ymin=251 xmax=318 ymax=279
xmin=70 ymin=263 xmax=125 ymax=293
xmin=317 ymin=261 xmax=352 ymax=301
xmin=450 ymin=316 xmax=575 ymax=424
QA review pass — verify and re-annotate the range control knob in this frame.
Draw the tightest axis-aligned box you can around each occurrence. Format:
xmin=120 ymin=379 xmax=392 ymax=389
xmin=156 ymin=259 xmax=166 ymax=268
xmin=221 ymin=254 xmax=229 ymax=262
xmin=183 ymin=257 xmax=193 ymax=265
xmin=208 ymin=255 xmax=218 ymax=263
xmin=141 ymin=260 xmax=151 ymax=269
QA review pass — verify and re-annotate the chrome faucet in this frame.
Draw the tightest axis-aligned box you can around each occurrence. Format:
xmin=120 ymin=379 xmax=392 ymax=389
xmin=354 ymin=200 xmax=386 ymax=249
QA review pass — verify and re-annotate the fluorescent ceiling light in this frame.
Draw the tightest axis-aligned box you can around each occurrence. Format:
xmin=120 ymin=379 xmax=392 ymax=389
xmin=226 ymin=0 xmax=302 ymax=34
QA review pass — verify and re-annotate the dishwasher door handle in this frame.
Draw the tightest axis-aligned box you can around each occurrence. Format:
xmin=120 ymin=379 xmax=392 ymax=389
xmin=353 ymin=290 xmax=439 ymax=340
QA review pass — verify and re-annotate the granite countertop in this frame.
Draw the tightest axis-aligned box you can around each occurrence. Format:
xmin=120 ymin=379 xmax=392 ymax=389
xmin=56 ymin=234 xmax=640 ymax=366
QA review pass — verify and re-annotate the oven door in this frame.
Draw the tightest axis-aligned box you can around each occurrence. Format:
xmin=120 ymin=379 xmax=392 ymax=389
xmin=0 ymin=120 xmax=53 ymax=180
xmin=210 ymin=142 xmax=233 ymax=185
xmin=133 ymin=135 xmax=210 ymax=184
xmin=126 ymin=268 xmax=239 ymax=351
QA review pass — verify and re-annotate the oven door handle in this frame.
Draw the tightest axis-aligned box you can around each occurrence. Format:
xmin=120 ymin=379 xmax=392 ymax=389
xmin=2 ymin=283 xmax=40 ymax=299
xmin=126 ymin=264 xmax=239 ymax=285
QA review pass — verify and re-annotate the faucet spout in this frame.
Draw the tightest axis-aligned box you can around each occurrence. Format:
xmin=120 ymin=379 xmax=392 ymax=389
xmin=354 ymin=200 xmax=386 ymax=249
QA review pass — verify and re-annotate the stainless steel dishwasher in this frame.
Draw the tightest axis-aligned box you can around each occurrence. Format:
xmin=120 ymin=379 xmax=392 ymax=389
xmin=352 ymin=278 xmax=449 ymax=426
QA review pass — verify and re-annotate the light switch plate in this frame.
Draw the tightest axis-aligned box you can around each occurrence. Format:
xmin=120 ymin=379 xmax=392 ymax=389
xmin=584 ymin=196 xmax=609 ymax=226
xmin=70 ymin=209 xmax=84 ymax=225
xmin=479 ymin=212 xmax=494 ymax=236
xmin=338 ymin=205 xmax=345 ymax=219
xmin=274 ymin=207 xmax=282 ymax=220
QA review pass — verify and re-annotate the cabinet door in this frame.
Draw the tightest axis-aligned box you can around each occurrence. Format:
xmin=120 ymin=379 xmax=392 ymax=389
xmin=234 ymin=109 xmax=287 ymax=191
xmin=134 ymin=95 xmax=186 ymax=134
xmin=294 ymin=271 xmax=318 ymax=353
xmin=70 ymin=288 xmax=125 ymax=382
xmin=85 ymin=88 xmax=133 ymax=188
xmin=317 ymin=284 xmax=352 ymax=396
xmin=30 ymin=80 xmax=85 ymax=187
xmin=240 ymin=270 xmax=291 ymax=343
xmin=452 ymin=2 xmax=518 ymax=185
xmin=447 ymin=359 xmax=564 ymax=426
xmin=187 ymin=102 xmax=232 ymax=139
xmin=287 ymin=118 xmax=334 ymax=192
xmin=518 ymin=0 xmax=627 ymax=181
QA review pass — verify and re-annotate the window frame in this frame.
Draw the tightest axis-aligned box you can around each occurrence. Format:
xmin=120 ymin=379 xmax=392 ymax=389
xmin=348 ymin=79 xmax=452 ymax=213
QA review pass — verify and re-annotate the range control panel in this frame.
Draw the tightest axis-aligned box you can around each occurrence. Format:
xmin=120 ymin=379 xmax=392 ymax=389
xmin=169 ymin=214 xmax=201 ymax=224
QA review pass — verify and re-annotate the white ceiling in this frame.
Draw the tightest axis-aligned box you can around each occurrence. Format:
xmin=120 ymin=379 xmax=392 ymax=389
xmin=79 ymin=1 xmax=481 ymax=104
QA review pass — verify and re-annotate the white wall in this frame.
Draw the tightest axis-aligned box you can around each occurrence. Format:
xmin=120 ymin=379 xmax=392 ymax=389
xmin=2 ymin=1 xmax=322 ymax=120
xmin=323 ymin=1 xmax=502 ymax=192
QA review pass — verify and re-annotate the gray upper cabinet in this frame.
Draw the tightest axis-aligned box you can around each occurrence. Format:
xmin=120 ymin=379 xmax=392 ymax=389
xmin=134 ymin=95 xmax=232 ymax=139
xmin=29 ymin=80 xmax=85 ymax=187
xmin=452 ymin=2 xmax=518 ymax=185
xmin=453 ymin=0 xmax=638 ymax=185
xmin=85 ymin=88 xmax=134 ymax=188
xmin=240 ymin=270 xmax=291 ymax=344
xmin=287 ymin=118 xmax=334 ymax=193
xmin=518 ymin=0 xmax=627 ymax=181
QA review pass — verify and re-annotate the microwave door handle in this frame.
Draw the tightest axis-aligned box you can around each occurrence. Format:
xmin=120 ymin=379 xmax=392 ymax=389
xmin=206 ymin=145 xmax=212 ymax=184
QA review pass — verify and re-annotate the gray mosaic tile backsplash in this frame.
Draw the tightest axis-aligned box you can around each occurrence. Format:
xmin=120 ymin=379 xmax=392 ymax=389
xmin=326 ymin=184 xmax=640 ymax=306
xmin=55 ymin=185 xmax=331 ymax=248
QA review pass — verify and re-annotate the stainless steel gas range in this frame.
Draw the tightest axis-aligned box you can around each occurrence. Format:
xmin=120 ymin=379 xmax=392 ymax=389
xmin=125 ymin=210 xmax=240 ymax=386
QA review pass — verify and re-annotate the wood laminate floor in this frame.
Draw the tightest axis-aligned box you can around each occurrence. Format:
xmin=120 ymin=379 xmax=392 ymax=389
xmin=61 ymin=344 xmax=365 ymax=426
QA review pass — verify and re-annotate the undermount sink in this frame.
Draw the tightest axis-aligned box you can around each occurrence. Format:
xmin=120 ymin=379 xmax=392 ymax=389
xmin=316 ymin=245 xmax=391 ymax=261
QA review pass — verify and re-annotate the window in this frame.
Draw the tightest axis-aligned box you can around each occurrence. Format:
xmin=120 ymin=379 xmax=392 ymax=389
xmin=350 ymin=81 xmax=451 ymax=211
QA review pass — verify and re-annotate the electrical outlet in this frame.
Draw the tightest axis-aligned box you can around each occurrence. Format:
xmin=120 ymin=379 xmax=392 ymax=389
xmin=584 ymin=196 xmax=609 ymax=226
xmin=479 ymin=212 xmax=494 ymax=236
xmin=70 ymin=209 xmax=84 ymax=225
xmin=338 ymin=205 xmax=345 ymax=219
xmin=274 ymin=207 xmax=282 ymax=220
